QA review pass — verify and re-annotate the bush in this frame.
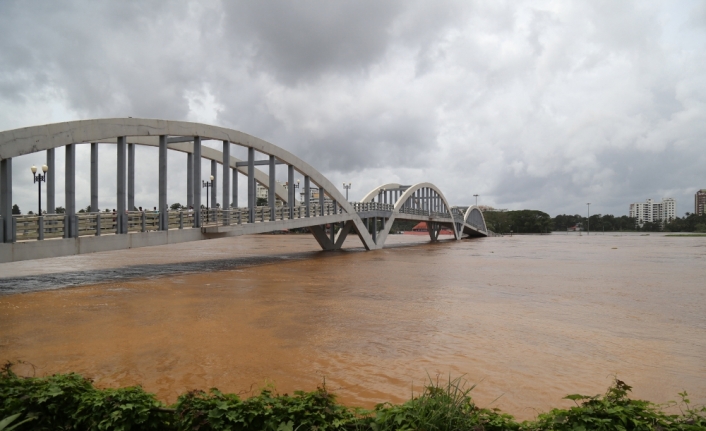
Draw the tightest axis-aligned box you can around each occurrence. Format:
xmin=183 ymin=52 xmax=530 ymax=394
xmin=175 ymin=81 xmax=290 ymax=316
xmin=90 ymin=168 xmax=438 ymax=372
xmin=2 ymin=362 xmax=705 ymax=430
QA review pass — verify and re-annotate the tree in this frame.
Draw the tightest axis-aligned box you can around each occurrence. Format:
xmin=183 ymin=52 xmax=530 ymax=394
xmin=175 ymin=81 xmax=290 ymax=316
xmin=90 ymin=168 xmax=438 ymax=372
xmin=483 ymin=211 xmax=511 ymax=234
xmin=508 ymin=210 xmax=552 ymax=233
xmin=170 ymin=203 xmax=183 ymax=210
xmin=257 ymin=197 xmax=268 ymax=206
xmin=55 ymin=206 xmax=65 ymax=214
xmin=12 ymin=204 xmax=21 ymax=215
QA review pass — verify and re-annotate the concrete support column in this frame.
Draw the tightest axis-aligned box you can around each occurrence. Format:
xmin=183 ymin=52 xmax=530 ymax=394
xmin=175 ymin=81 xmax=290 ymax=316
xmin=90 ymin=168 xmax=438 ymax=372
xmin=90 ymin=143 xmax=98 ymax=213
xmin=210 ymin=159 xmax=217 ymax=210
xmin=288 ymin=165 xmax=294 ymax=218
xmin=268 ymin=155 xmax=276 ymax=220
xmin=65 ymin=143 xmax=76 ymax=238
xmin=159 ymin=135 xmax=168 ymax=230
xmin=193 ymin=136 xmax=202 ymax=227
xmin=187 ymin=153 xmax=194 ymax=209
xmin=0 ymin=158 xmax=12 ymax=242
xmin=232 ymin=168 xmax=237 ymax=208
xmin=46 ymin=149 xmax=55 ymax=214
xmin=116 ymin=137 xmax=126 ymax=234
xmin=128 ymin=143 xmax=135 ymax=212
xmin=304 ymin=176 xmax=310 ymax=217
xmin=319 ymin=186 xmax=325 ymax=216
xmin=222 ymin=141 xmax=230 ymax=211
xmin=247 ymin=147 xmax=255 ymax=223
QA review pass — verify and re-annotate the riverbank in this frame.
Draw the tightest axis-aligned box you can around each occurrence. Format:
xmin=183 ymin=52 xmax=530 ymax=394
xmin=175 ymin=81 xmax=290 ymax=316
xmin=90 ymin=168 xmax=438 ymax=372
xmin=2 ymin=365 xmax=704 ymax=430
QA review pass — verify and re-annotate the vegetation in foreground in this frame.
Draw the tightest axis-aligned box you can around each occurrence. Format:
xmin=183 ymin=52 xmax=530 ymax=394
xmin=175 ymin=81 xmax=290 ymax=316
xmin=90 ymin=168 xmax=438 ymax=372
xmin=1 ymin=362 xmax=705 ymax=430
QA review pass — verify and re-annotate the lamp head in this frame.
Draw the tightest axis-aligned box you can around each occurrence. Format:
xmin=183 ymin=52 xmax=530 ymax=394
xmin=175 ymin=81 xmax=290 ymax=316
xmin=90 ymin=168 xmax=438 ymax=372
xmin=31 ymin=165 xmax=37 ymax=174
xmin=210 ymin=175 xmax=214 ymax=181
xmin=42 ymin=164 xmax=48 ymax=173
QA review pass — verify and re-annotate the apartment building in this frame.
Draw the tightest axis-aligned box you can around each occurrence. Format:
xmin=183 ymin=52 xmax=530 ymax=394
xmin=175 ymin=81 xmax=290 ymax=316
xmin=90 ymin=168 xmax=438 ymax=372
xmin=629 ymin=198 xmax=676 ymax=226
xmin=695 ymin=189 xmax=706 ymax=216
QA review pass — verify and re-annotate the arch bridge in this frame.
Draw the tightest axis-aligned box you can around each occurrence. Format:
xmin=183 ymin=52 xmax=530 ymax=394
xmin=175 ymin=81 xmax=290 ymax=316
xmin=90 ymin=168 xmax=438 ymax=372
xmin=0 ymin=119 xmax=488 ymax=263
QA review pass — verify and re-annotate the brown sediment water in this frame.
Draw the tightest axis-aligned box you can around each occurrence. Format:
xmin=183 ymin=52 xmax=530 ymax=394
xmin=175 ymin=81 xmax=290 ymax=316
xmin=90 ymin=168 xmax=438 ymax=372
xmin=0 ymin=233 xmax=704 ymax=419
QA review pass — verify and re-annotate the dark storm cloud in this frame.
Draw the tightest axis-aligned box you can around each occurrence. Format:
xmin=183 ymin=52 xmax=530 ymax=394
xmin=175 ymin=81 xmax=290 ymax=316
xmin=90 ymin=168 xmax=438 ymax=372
xmin=1 ymin=1 xmax=705 ymax=217
xmin=220 ymin=1 xmax=403 ymax=85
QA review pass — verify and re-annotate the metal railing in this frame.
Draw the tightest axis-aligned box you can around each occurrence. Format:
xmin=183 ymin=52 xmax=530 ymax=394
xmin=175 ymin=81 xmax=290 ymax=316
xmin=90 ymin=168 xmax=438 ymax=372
xmin=3 ymin=199 xmax=481 ymax=244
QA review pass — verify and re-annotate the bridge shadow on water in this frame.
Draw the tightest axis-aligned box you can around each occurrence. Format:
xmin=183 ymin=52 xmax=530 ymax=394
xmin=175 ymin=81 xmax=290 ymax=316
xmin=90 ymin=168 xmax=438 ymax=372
xmin=0 ymin=239 xmax=441 ymax=296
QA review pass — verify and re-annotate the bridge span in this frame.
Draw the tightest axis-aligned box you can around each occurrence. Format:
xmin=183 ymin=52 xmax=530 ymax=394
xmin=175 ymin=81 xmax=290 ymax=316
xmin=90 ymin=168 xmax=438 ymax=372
xmin=0 ymin=119 xmax=488 ymax=263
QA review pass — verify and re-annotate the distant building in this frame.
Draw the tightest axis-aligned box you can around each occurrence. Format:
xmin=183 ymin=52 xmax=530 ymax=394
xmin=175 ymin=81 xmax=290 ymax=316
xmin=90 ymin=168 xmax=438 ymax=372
xmin=695 ymin=189 xmax=706 ymax=216
xmin=629 ymin=198 xmax=676 ymax=226
xmin=256 ymin=183 xmax=284 ymax=206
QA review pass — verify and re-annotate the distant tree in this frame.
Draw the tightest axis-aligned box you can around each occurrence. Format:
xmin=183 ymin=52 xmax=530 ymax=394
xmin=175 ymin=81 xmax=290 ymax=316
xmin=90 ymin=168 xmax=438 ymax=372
xmin=12 ymin=204 xmax=21 ymax=215
xmin=55 ymin=206 xmax=65 ymax=214
xmin=483 ymin=211 xmax=511 ymax=234
xmin=170 ymin=203 xmax=183 ymax=210
xmin=256 ymin=197 xmax=268 ymax=206
xmin=78 ymin=209 xmax=86 ymax=213
xmin=28 ymin=210 xmax=34 ymax=215
xmin=507 ymin=210 xmax=552 ymax=233
xmin=84 ymin=205 xmax=92 ymax=212
xmin=640 ymin=221 xmax=662 ymax=232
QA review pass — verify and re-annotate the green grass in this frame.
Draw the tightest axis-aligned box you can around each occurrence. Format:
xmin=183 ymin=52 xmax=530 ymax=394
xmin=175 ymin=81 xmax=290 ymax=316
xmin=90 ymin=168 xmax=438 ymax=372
xmin=665 ymin=233 xmax=706 ymax=237
xmin=2 ymin=362 xmax=705 ymax=430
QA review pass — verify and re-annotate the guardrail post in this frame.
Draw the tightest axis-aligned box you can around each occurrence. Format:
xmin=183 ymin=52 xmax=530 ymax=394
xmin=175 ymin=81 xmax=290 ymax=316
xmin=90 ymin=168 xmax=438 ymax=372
xmin=238 ymin=209 xmax=242 ymax=225
xmin=12 ymin=217 xmax=17 ymax=243
xmin=179 ymin=211 xmax=184 ymax=229
xmin=304 ymin=176 xmax=310 ymax=218
xmin=95 ymin=213 xmax=101 ymax=236
xmin=141 ymin=211 xmax=146 ymax=232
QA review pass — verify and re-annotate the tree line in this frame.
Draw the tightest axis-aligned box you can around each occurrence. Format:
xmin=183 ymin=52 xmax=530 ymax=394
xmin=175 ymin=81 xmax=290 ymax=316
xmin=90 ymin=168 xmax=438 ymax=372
xmin=483 ymin=210 xmax=706 ymax=233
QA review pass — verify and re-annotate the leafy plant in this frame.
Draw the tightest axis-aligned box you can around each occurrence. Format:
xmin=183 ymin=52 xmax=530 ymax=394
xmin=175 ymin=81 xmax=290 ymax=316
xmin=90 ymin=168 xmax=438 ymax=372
xmin=0 ymin=414 xmax=34 ymax=431
xmin=2 ymin=362 xmax=705 ymax=431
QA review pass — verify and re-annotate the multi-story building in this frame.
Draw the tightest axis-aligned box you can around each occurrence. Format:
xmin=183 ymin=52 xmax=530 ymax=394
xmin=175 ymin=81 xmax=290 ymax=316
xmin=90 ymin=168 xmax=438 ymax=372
xmin=695 ymin=189 xmax=706 ymax=216
xmin=629 ymin=198 xmax=676 ymax=226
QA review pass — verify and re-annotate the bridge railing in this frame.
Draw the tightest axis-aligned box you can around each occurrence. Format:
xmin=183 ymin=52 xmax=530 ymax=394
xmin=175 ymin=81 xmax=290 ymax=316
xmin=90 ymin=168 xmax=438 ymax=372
xmin=398 ymin=207 xmax=433 ymax=217
xmin=199 ymin=202 xmax=343 ymax=227
xmin=351 ymin=202 xmax=394 ymax=212
xmin=6 ymin=201 xmax=348 ymax=242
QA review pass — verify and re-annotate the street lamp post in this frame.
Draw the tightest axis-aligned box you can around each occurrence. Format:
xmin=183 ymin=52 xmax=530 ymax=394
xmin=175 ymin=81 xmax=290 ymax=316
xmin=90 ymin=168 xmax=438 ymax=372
xmin=31 ymin=164 xmax=49 ymax=215
xmin=203 ymin=175 xmax=214 ymax=222
xmin=587 ymin=203 xmax=590 ymax=235
xmin=343 ymin=183 xmax=352 ymax=201
xmin=473 ymin=194 xmax=479 ymax=207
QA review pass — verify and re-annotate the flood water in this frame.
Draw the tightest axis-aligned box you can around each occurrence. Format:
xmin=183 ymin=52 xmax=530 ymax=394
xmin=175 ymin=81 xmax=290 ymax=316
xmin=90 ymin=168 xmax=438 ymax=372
xmin=0 ymin=233 xmax=704 ymax=419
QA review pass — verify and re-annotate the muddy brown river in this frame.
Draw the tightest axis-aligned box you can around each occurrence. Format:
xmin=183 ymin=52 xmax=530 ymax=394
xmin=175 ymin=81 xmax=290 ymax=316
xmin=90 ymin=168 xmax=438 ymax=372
xmin=0 ymin=233 xmax=704 ymax=419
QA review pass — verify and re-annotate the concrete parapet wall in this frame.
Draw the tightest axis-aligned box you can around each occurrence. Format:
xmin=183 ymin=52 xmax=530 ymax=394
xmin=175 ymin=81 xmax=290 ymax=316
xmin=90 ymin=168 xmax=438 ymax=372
xmin=0 ymin=228 xmax=206 ymax=263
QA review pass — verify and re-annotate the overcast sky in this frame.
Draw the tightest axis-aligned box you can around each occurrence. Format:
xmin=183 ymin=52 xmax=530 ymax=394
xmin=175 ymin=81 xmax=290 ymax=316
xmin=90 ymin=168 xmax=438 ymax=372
xmin=1 ymin=1 xmax=704 ymax=217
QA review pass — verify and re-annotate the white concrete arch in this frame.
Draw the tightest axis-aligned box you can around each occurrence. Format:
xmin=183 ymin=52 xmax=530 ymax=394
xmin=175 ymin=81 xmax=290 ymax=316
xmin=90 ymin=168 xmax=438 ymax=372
xmin=393 ymin=182 xmax=453 ymax=214
xmin=360 ymin=183 xmax=402 ymax=203
xmin=0 ymin=118 xmax=376 ymax=249
xmin=357 ymin=182 xmax=459 ymax=247
xmin=463 ymin=205 xmax=487 ymax=233
xmin=0 ymin=118 xmax=350 ymax=210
